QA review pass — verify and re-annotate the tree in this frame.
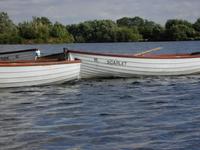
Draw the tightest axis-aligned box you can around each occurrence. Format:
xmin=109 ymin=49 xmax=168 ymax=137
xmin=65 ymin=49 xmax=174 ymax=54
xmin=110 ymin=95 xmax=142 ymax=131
xmin=165 ymin=19 xmax=196 ymax=41
xmin=18 ymin=16 xmax=52 ymax=42
xmin=68 ymin=20 xmax=119 ymax=42
xmin=117 ymin=16 xmax=145 ymax=27
xmin=33 ymin=17 xmax=52 ymax=26
xmin=193 ymin=18 xmax=200 ymax=32
xmin=151 ymin=25 xmax=165 ymax=41
xmin=67 ymin=24 xmax=86 ymax=42
xmin=18 ymin=20 xmax=50 ymax=41
xmin=165 ymin=19 xmax=193 ymax=29
xmin=0 ymin=12 xmax=17 ymax=34
xmin=90 ymin=20 xmax=118 ymax=42
xmin=165 ymin=24 xmax=196 ymax=41
xmin=18 ymin=21 xmax=37 ymax=39
xmin=50 ymin=22 xmax=74 ymax=43
xmin=116 ymin=27 xmax=142 ymax=42
xmin=1 ymin=11 xmax=200 ymax=43
xmin=0 ymin=12 xmax=22 ymax=44
xmin=117 ymin=17 xmax=164 ymax=41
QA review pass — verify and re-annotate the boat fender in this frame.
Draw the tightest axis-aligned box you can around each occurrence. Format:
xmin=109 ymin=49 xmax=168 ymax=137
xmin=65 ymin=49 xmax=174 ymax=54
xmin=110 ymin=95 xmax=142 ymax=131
xmin=35 ymin=49 xmax=41 ymax=60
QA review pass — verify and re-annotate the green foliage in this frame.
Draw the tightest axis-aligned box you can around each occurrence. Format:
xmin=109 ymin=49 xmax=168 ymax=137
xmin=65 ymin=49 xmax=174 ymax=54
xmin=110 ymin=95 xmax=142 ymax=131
xmin=17 ymin=16 xmax=73 ymax=43
xmin=151 ymin=25 xmax=165 ymax=41
xmin=193 ymin=21 xmax=200 ymax=40
xmin=0 ymin=11 xmax=200 ymax=44
xmin=139 ymin=21 xmax=159 ymax=41
xmin=117 ymin=16 xmax=145 ymax=27
xmin=116 ymin=27 xmax=142 ymax=42
xmin=18 ymin=22 xmax=37 ymax=39
xmin=18 ymin=17 xmax=51 ymax=41
xmin=50 ymin=22 xmax=74 ymax=43
xmin=117 ymin=17 xmax=165 ymax=41
xmin=68 ymin=20 xmax=119 ymax=42
xmin=165 ymin=19 xmax=193 ymax=29
xmin=165 ymin=19 xmax=197 ymax=41
xmin=0 ymin=12 xmax=21 ymax=44
xmin=68 ymin=20 xmax=143 ymax=42
xmin=0 ymin=12 xmax=17 ymax=34
xmin=33 ymin=16 xmax=52 ymax=26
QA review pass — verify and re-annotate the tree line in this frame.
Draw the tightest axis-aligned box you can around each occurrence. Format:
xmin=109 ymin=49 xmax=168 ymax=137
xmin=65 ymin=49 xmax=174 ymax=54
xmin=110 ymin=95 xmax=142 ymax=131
xmin=0 ymin=12 xmax=200 ymax=44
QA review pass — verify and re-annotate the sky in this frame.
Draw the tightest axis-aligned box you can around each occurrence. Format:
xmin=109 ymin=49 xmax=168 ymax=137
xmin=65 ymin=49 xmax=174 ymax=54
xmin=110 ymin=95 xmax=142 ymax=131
xmin=0 ymin=0 xmax=200 ymax=25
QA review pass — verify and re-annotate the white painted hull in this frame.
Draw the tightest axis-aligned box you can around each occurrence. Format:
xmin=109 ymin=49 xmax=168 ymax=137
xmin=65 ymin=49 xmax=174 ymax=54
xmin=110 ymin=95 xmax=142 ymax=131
xmin=68 ymin=52 xmax=200 ymax=79
xmin=0 ymin=63 xmax=80 ymax=88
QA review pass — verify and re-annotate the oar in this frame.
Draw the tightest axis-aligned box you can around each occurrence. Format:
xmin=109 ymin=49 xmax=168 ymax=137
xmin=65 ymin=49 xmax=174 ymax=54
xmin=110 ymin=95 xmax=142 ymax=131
xmin=135 ymin=47 xmax=163 ymax=56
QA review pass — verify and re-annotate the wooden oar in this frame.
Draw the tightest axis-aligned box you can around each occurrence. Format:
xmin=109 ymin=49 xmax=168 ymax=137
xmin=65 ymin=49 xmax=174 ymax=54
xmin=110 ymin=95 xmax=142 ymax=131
xmin=135 ymin=47 xmax=163 ymax=56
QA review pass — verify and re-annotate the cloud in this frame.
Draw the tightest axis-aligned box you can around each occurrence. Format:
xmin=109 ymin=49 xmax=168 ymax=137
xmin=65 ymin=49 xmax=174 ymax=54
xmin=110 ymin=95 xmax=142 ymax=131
xmin=0 ymin=0 xmax=200 ymax=25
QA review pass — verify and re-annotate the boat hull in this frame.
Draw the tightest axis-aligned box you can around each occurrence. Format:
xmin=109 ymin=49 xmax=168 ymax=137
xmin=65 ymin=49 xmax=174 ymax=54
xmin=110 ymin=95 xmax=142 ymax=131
xmin=67 ymin=50 xmax=200 ymax=78
xmin=0 ymin=61 xmax=80 ymax=88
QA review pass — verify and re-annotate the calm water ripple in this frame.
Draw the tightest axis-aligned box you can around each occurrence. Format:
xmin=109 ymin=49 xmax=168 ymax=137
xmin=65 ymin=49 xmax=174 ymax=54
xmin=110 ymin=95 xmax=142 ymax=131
xmin=1 ymin=42 xmax=200 ymax=150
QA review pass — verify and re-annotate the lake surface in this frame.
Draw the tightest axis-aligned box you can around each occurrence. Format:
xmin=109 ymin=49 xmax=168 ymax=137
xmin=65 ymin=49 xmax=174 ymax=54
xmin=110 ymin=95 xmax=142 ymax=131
xmin=1 ymin=41 xmax=200 ymax=150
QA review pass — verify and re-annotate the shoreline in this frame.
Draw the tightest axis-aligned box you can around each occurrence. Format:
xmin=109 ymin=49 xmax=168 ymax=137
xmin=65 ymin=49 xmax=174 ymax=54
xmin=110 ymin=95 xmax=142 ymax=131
xmin=0 ymin=40 xmax=200 ymax=45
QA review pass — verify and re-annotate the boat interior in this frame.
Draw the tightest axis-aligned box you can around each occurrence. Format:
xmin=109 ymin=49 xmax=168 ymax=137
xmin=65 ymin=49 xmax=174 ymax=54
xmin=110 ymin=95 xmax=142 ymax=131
xmin=0 ymin=52 xmax=79 ymax=66
xmin=66 ymin=49 xmax=200 ymax=59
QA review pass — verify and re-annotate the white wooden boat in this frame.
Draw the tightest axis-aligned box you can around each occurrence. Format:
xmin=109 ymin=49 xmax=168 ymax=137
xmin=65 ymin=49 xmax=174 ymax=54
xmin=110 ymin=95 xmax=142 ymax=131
xmin=66 ymin=49 xmax=200 ymax=79
xmin=0 ymin=58 xmax=80 ymax=88
xmin=0 ymin=48 xmax=39 ymax=61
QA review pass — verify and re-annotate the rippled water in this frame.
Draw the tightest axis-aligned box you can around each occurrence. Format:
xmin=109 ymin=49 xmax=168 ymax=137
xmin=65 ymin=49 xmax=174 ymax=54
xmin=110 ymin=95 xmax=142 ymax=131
xmin=1 ymin=41 xmax=200 ymax=150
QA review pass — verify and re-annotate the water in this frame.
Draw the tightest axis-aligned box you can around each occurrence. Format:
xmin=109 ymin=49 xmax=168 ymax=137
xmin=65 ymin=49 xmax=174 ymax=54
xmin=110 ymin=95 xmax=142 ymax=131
xmin=1 ymin=41 xmax=200 ymax=55
xmin=1 ymin=41 xmax=200 ymax=150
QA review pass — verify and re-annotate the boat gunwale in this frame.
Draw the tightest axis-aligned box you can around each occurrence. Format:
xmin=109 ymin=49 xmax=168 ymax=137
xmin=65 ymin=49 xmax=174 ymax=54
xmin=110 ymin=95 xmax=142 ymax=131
xmin=0 ymin=48 xmax=39 ymax=55
xmin=0 ymin=59 xmax=81 ymax=67
xmin=66 ymin=49 xmax=200 ymax=59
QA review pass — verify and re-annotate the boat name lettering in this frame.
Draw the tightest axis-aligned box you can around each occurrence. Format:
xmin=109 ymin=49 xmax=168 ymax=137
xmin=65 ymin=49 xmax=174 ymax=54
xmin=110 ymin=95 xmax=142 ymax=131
xmin=107 ymin=59 xmax=127 ymax=66
xmin=0 ymin=56 xmax=9 ymax=61
xmin=94 ymin=58 xmax=98 ymax=62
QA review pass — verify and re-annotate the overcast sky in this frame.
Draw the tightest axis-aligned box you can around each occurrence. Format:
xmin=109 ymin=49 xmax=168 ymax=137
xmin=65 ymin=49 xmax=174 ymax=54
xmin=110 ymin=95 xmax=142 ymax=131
xmin=0 ymin=0 xmax=200 ymax=25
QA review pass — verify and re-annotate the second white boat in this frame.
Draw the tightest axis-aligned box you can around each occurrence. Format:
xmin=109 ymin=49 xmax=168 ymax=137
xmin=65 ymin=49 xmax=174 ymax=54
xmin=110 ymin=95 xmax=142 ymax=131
xmin=66 ymin=49 xmax=200 ymax=79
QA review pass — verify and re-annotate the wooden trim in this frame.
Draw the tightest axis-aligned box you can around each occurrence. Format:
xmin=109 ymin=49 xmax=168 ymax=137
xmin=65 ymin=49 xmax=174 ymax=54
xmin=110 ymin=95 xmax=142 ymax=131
xmin=41 ymin=53 xmax=65 ymax=59
xmin=66 ymin=49 xmax=200 ymax=59
xmin=0 ymin=59 xmax=80 ymax=67
xmin=0 ymin=49 xmax=38 ymax=55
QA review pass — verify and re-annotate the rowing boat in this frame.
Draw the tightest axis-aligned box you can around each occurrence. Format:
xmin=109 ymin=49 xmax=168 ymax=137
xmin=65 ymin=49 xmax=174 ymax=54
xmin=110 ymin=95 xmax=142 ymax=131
xmin=0 ymin=57 xmax=80 ymax=88
xmin=66 ymin=49 xmax=200 ymax=78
